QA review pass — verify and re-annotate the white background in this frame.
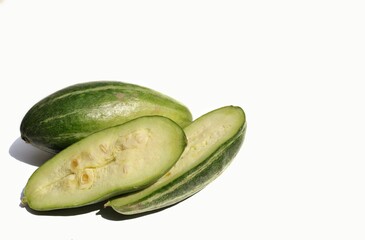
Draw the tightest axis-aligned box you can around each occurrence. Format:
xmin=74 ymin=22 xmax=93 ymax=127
xmin=1 ymin=0 xmax=364 ymax=239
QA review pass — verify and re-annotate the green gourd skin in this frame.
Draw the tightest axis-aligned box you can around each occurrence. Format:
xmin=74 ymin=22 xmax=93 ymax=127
xmin=21 ymin=116 xmax=187 ymax=211
xmin=105 ymin=106 xmax=246 ymax=215
xmin=20 ymin=81 xmax=192 ymax=153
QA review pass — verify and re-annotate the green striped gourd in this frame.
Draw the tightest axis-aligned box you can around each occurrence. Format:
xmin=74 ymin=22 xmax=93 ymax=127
xmin=20 ymin=81 xmax=192 ymax=153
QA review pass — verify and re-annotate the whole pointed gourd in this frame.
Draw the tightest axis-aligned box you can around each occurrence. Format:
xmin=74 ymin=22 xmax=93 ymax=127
xmin=20 ymin=81 xmax=192 ymax=153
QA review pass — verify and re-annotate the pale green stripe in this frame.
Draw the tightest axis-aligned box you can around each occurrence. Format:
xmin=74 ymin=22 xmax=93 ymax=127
xmin=39 ymin=110 xmax=82 ymax=124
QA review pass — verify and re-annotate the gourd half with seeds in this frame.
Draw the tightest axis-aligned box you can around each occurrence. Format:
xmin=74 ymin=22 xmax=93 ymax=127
xmin=20 ymin=81 xmax=192 ymax=153
xmin=105 ymin=105 xmax=246 ymax=215
xmin=21 ymin=116 xmax=187 ymax=211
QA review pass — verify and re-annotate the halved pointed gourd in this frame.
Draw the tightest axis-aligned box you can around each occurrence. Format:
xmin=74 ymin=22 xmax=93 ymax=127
xmin=105 ymin=106 xmax=246 ymax=215
xmin=21 ymin=116 xmax=187 ymax=211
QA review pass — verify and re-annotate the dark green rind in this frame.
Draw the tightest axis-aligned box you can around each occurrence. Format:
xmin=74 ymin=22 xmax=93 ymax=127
xmin=107 ymin=109 xmax=246 ymax=215
xmin=20 ymin=81 xmax=192 ymax=153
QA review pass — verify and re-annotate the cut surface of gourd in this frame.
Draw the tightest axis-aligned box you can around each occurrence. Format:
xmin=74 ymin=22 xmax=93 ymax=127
xmin=22 ymin=116 xmax=186 ymax=211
